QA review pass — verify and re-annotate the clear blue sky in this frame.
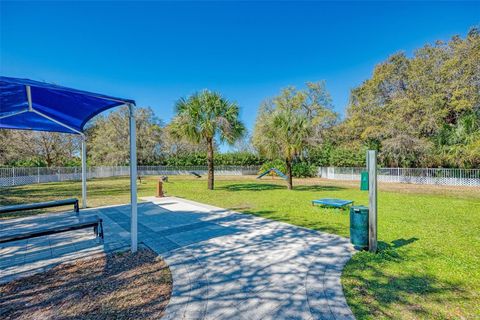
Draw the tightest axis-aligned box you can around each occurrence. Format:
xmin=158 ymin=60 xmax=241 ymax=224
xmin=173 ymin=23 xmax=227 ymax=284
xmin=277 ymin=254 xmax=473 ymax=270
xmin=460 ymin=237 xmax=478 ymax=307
xmin=1 ymin=1 xmax=478 ymax=149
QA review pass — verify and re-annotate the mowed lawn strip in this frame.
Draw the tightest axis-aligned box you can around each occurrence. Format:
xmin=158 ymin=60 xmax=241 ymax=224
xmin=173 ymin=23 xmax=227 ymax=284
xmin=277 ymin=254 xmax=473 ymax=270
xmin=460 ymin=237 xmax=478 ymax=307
xmin=1 ymin=176 xmax=479 ymax=319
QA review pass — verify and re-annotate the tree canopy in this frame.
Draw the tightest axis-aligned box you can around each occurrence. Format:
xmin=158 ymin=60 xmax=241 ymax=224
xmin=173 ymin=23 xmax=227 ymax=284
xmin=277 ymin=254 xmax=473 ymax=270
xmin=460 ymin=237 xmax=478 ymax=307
xmin=87 ymin=106 xmax=163 ymax=166
xmin=331 ymin=27 xmax=480 ymax=168
xmin=253 ymin=81 xmax=337 ymax=188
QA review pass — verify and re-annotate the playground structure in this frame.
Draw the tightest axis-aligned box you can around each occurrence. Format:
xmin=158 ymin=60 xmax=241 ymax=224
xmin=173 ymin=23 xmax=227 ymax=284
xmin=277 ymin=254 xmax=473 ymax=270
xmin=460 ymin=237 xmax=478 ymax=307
xmin=257 ymin=168 xmax=288 ymax=180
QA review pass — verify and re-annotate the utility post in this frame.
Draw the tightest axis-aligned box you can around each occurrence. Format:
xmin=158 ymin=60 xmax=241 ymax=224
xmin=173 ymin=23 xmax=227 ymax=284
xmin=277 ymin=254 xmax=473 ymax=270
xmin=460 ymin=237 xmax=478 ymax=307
xmin=129 ymin=103 xmax=138 ymax=253
xmin=368 ymin=150 xmax=378 ymax=252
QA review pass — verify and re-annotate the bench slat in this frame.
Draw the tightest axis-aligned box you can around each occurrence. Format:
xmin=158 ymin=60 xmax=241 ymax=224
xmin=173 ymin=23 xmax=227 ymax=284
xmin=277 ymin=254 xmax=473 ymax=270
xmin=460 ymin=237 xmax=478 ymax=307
xmin=0 ymin=215 xmax=103 ymax=244
xmin=0 ymin=198 xmax=79 ymax=214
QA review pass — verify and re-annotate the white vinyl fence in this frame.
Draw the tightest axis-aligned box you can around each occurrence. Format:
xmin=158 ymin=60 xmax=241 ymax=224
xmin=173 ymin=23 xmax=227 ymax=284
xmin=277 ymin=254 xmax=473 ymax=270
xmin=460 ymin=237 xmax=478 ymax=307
xmin=1 ymin=165 xmax=479 ymax=187
xmin=318 ymin=167 xmax=480 ymax=187
xmin=0 ymin=165 xmax=261 ymax=187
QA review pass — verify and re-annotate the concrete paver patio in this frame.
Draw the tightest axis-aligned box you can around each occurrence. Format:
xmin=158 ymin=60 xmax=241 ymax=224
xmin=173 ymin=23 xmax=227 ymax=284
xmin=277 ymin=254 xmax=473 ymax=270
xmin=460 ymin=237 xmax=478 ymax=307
xmin=0 ymin=197 xmax=356 ymax=320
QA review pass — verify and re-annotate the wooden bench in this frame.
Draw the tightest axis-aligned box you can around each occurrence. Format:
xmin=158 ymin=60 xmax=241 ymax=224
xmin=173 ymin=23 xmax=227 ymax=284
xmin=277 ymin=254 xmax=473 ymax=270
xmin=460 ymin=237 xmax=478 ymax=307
xmin=0 ymin=215 xmax=103 ymax=244
xmin=0 ymin=198 xmax=79 ymax=214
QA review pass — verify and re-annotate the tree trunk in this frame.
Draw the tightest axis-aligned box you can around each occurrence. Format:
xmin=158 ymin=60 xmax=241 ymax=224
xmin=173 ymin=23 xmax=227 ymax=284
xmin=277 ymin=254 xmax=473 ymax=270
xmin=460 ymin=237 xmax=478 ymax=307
xmin=286 ymin=158 xmax=293 ymax=190
xmin=207 ymin=138 xmax=214 ymax=190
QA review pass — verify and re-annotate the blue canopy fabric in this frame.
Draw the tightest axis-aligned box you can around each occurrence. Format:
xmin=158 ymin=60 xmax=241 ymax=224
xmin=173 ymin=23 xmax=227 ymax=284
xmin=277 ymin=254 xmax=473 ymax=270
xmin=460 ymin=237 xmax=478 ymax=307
xmin=0 ymin=76 xmax=135 ymax=134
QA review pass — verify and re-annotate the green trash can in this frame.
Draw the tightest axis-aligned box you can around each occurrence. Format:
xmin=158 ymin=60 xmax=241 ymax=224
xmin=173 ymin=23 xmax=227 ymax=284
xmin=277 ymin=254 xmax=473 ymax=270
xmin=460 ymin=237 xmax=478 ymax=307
xmin=350 ymin=206 xmax=369 ymax=249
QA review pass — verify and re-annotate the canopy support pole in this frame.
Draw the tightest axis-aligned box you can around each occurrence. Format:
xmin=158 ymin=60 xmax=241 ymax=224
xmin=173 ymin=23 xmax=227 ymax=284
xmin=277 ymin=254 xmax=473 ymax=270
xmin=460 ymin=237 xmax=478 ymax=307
xmin=129 ymin=103 xmax=138 ymax=253
xmin=81 ymin=135 xmax=87 ymax=209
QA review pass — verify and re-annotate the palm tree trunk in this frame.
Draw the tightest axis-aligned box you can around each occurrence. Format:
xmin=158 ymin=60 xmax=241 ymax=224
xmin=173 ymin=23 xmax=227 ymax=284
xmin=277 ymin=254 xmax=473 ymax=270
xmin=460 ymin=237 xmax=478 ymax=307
xmin=286 ymin=158 xmax=293 ymax=190
xmin=207 ymin=138 xmax=214 ymax=190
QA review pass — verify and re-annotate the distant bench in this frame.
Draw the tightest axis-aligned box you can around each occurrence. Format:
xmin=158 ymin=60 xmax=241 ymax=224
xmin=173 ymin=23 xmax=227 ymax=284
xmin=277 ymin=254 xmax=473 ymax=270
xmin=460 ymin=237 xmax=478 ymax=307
xmin=0 ymin=214 xmax=103 ymax=244
xmin=0 ymin=198 xmax=79 ymax=215
xmin=0 ymin=198 xmax=103 ymax=244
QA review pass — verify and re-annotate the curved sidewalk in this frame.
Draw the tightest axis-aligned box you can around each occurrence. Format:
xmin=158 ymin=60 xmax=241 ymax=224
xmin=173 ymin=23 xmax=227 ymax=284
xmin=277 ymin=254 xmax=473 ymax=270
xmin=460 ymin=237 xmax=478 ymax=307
xmin=140 ymin=197 xmax=356 ymax=320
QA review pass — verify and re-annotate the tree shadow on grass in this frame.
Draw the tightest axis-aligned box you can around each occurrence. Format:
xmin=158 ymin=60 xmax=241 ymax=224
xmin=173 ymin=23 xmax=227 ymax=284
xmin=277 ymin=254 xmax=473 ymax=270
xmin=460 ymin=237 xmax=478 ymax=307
xmin=343 ymin=237 xmax=472 ymax=319
xmin=345 ymin=270 xmax=470 ymax=319
xmin=219 ymin=183 xmax=346 ymax=192
xmin=386 ymin=237 xmax=419 ymax=249
xmin=1 ymin=178 xmax=133 ymax=205
xmin=293 ymin=185 xmax=346 ymax=192
xmin=219 ymin=183 xmax=285 ymax=191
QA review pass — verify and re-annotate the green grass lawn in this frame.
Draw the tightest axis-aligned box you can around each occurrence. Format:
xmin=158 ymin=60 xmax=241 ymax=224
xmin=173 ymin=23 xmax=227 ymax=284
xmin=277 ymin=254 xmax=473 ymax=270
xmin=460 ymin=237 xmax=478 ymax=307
xmin=1 ymin=176 xmax=479 ymax=319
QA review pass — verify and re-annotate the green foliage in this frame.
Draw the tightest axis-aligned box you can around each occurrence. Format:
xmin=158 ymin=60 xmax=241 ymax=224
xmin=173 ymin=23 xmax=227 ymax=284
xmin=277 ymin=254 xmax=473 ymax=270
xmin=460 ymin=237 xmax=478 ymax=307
xmin=333 ymin=27 xmax=480 ymax=168
xmin=170 ymin=90 xmax=245 ymax=146
xmin=291 ymin=162 xmax=316 ymax=178
xmin=7 ymin=157 xmax=47 ymax=167
xmin=328 ymin=145 xmax=366 ymax=167
xmin=163 ymin=153 xmax=206 ymax=166
xmin=162 ymin=152 xmax=264 ymax=166
xmin=214 ymin=152 xmax=265 ymax=166
xmin=307 ymin=144 xmax=333 ymax=166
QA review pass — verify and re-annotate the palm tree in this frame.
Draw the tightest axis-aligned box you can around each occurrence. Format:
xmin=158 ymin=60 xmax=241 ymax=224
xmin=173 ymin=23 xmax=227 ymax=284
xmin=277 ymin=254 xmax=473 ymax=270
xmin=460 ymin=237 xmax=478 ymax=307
xmin=254 ymin=106 xmax=311 ymax=190
xmin=170 ymin=90 xmax=245 ymax=190
xmin=253 ymin=83 xmax=336 ymax=190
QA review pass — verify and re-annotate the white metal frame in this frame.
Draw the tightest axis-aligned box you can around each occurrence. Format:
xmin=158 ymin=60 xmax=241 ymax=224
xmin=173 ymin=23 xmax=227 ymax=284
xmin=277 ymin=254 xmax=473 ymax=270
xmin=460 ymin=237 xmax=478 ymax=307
xmin=1 ymin=84 xmax=139 ymax=253
xmin=81 ymin=136 xmax=87 ymax=209
xmin=128 ymin=103 xmax=138 ymax=252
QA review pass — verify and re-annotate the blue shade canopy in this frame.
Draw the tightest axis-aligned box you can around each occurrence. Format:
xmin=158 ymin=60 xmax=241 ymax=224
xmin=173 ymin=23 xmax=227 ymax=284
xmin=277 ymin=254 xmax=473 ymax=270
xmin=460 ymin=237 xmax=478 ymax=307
xmin=0 ymin=76 xmax=135 ymax=134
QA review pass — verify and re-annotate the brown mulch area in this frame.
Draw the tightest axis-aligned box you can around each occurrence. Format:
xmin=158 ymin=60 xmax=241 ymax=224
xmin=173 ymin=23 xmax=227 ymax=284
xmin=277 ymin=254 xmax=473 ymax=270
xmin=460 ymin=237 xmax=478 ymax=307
xmin=0 ymin=248 xmax=172 ymax=320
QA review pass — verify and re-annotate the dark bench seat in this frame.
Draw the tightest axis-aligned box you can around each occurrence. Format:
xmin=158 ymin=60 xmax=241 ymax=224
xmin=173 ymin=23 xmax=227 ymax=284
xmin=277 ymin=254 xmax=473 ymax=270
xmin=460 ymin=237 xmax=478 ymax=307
xmin=0 ymin=198 xmax=79 ymax=214
xmin=0 ymin=214 xmax=103 ymax=244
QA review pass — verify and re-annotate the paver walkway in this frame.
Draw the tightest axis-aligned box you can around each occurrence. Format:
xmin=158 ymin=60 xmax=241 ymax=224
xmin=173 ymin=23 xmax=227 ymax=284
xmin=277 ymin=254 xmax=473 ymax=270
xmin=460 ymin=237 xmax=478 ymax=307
xmin=140 ymin=197 xmax=356 ymax=320
xmin=0 ymin=197 xmax=356 ymax=319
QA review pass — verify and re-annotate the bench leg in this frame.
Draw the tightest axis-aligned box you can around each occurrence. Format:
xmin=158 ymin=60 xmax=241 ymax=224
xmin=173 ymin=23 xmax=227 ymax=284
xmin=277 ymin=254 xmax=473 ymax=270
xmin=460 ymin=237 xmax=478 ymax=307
xmin=93 ymin=223 xmax=104 ymax=244
xmin=98 ymin=220 xmax=104 ymax=244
